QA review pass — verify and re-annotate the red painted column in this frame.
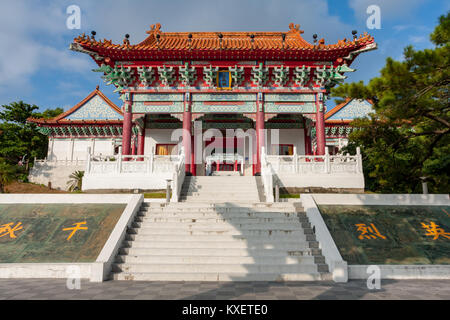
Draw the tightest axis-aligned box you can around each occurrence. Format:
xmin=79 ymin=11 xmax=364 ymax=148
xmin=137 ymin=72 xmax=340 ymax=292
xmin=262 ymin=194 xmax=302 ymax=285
xmin=315 ymin=93 xmax=326 ymax=155
xmin=137 ymin=126 xmax=145 ymax=160
xmin=190 ymin=135 xmax=196 ymax=176
xmin=183 ymin=93 xmax=192 ymax=175
xmin=122 ymin=98 xmax=132 ymax=158
xmin=255 ymin=94 xmax=265 ymax=175
xmin=305 ymin=135 xmax=311 ymax=155
xmin=131 ymin=135 xmax=137 ymax=155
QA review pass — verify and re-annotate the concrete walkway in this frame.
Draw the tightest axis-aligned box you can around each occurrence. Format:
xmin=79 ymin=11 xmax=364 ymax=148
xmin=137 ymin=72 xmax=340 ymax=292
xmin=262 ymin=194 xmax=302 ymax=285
xmin=0 ymin=279 xmax=448 ymax=300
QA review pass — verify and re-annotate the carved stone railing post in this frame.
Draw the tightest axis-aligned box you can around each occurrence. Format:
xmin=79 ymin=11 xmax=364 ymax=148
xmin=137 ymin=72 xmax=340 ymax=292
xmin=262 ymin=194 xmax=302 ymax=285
xmin=117 ymin=147 xmax=122 ymax=173
xmin=324 ymin=147 xmax=330 ymax=173
xmin=356 ymin=147 xmax=363 ymax=173
xmin=293 ymin=146 xmax=298 ymax=174
xmin=86 ymin=147 xmax=91 ymax=173
xmin=150 ymin=146 xmax=155 ymax=173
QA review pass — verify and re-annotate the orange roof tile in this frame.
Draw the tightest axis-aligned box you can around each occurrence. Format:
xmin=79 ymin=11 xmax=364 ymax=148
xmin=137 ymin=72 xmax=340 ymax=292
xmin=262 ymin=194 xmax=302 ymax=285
xmin=72 ymin=23 xmax=375 ymax=61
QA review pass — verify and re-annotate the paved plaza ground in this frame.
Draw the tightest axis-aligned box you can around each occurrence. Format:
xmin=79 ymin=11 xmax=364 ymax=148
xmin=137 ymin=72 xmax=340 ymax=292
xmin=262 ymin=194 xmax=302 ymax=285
xmin=0 ymin=279 xmax=448 ymax=300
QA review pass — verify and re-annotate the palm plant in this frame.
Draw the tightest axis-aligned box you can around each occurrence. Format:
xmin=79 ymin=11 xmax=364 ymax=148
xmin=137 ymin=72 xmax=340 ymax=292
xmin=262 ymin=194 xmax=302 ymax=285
xmin=67 ymin=170 xmax=84 ymax=192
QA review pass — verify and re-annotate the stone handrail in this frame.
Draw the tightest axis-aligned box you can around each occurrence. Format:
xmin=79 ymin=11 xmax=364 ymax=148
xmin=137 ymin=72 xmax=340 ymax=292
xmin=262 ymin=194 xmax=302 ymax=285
xmin=171 ymin=147 xmax=185 ymax=202
xmin=260 ymin=146 xmax=274 ymax=203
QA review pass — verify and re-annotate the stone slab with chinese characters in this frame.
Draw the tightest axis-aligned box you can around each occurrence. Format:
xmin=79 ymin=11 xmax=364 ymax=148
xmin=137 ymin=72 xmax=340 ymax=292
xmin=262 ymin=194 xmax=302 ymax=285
xmin=0 ymin=204 xmax=125 ymax=263
xmin=317 ymin=205 xmax=450 ymax=265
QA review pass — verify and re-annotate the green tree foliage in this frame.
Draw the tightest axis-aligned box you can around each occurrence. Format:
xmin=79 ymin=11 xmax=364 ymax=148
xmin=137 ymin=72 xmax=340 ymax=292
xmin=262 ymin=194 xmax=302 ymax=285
xmin=0 ymin=102 xmax=63 ymax=184
xmin=331 ymin=13 xmax=449 ymax=193
xmin=0 ymin=158 xmax=17 ymax=193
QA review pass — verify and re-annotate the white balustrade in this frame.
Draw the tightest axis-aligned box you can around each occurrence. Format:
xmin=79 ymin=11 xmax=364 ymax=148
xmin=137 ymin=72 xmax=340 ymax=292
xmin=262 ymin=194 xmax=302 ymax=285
xmin=85 ymin=150 xmax=182 ymax=175
xmin=265 ymin=147 xmax=362 ymax=175
xmin=205 ymin=153 xmax=244 ymax=176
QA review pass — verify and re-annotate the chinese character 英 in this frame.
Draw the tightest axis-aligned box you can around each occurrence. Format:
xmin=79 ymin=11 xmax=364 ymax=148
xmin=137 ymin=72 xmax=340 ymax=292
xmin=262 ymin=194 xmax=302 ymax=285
xmin=355 ymin=223 xmax=386 ymax=240
xmin=421 ymin=221 xmax=450 ymax=240
xmin=62 ymin=221 xmax=88 ymax=241
xmin=0 ymin=222 xmax=23 ymax=239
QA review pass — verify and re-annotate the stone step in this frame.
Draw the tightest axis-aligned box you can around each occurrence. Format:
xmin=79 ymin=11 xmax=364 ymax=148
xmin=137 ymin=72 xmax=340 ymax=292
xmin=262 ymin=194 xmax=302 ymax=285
xmin=135 ymin=216 xmax=309 ymax=224
xmin=122 ymin=240 xmax=318 ymax=249
xmin=140 ymin=207 xmax=300 ymax=213
xmin=181 ymin=183 xmax=257 ymax=188
xmin=128 ymin=228 xmax=312 ymax=237
xmin=181 ymin=200 xmax=263 ymax=203
xmin=181 ymin=191 xmax=259 ymax=196
xmin=132 ymin=222 xmax=308 ymax=230
xmin=119 ymin=247 xmax=322 ymax=257
xmin=128 ymin=229 xmax=312 ymax=237
xmin=113 ymin=272 xmax=332 ymax=281
xmin=115 ymin=254 xmax=325 ymax=265
xmin=125 ymin=233 xmax=315 ymax=242
xmin=185 ymin=177 xmax=257 ymax=180
xmin=137 ymin=211 xmax=304 ymax=218
xmin=141 ymin=202 xmax=299 ymax=208
xmin=133 ymin=218 xmax=311 ymax=230
xmin=112 ymin=263 xmax=322 ymax=274
xmin=182 ymin=186 xmax=257 ymax=190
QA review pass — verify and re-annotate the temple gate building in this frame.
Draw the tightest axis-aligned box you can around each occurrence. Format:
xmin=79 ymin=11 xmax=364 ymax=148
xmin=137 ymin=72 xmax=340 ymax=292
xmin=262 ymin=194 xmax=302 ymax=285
xmin=28 ymin=23 xmax=376 ymax=197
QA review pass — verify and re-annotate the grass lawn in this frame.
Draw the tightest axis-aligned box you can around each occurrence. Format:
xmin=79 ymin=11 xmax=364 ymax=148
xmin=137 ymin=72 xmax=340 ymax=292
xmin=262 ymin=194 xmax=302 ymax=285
xmin=143 ymin=192 xmax=166 ymax=198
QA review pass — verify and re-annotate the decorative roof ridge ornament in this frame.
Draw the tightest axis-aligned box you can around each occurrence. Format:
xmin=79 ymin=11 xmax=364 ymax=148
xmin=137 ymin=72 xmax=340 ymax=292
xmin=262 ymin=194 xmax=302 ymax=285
xmin=288 ymin=23 xmax=304 ymax=35
xmin=146 ymin=23 xmax=162 ymax=35
xmin=123 ymin=34 xmax=130 ymax=46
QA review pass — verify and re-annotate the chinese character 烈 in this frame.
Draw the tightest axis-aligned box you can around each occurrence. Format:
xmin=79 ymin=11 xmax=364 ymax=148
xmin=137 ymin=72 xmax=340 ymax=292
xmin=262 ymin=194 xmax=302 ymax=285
xmin=355 ymin=223 xmax=386 ymax=240
xmin=0 ymin=222 xmax=23 ymax=239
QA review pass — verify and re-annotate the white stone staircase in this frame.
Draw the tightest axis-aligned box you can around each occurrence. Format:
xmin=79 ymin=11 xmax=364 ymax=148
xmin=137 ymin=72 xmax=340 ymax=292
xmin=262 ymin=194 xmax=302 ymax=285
xmin=112 ymin=201 xmax=332 ymax=281
xmin=179 ymin=176 xmax=261 ymax=202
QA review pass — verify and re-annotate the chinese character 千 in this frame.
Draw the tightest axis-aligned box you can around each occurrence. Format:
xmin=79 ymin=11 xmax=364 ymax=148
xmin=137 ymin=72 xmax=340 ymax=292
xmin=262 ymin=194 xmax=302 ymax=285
xmin=62 ymin=221 xmax=88 ymax=241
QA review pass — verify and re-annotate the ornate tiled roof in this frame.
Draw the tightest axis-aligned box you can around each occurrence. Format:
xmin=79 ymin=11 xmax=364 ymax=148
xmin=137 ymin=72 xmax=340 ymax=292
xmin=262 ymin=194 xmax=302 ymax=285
xmin=325 ymin=98 xmax=373 ymax=124
xmin=28 ymin=87 xmax=123 ymax=125
xmin=71 ymin=23 xmax=376 ymax=62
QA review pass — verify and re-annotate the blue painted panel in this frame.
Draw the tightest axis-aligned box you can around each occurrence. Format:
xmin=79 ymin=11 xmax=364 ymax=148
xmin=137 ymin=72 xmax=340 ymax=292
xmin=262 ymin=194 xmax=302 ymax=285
xmin=327 ymin=99 xmax=373 ymax=120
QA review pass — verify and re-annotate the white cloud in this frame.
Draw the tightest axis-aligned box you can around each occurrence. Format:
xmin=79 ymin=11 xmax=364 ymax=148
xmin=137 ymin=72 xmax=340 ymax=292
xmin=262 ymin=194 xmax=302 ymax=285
xmin=349 ymin=0 xmax=426 ymax=21
xmin=0 ymin=1 xmax=90 ymax=91
xmin=409 ymin=35 xmax=427 ymax=43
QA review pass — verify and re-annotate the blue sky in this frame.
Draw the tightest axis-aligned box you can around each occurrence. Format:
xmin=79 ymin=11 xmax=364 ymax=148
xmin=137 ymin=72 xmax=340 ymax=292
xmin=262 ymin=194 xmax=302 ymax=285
xmin=0 ymin=0 xmax=448 ymax=112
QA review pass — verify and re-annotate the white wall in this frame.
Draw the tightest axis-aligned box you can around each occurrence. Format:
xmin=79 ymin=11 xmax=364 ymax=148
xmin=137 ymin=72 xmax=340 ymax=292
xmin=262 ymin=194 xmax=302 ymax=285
xmin=276 ymin=173 xmax=365 ymax=190
xmin=83 ymin=173 xmax=173 ymax=191
xmin=144 ymin=129 xmax=180 ymax=155
xmin=267 ymin=129 xmax=306 ymax=155
xmin=49 ymin=138 xmax=116 ymax=161
xmin=29 ymin=162 xmax=86 ymax=190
